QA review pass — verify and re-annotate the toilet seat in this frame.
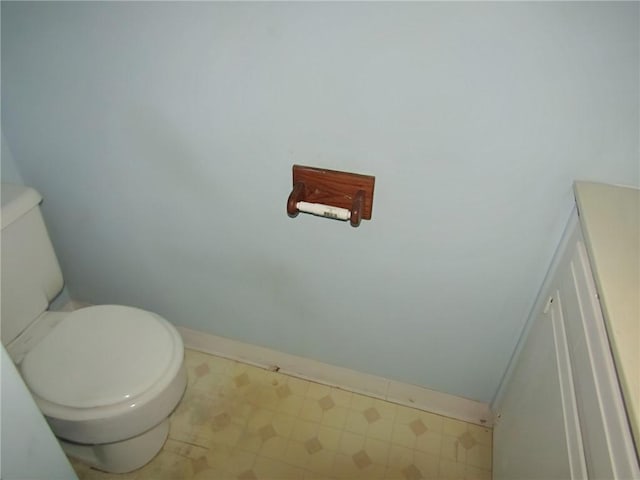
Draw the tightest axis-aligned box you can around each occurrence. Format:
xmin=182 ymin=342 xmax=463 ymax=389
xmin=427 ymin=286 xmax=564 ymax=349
xmin=21 ymin=305 xmax=181 ymax=410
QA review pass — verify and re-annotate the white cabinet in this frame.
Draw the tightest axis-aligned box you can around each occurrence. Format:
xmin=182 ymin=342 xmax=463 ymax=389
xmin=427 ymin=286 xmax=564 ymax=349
xmin=493 ymin=211 xmax=639 ymax=479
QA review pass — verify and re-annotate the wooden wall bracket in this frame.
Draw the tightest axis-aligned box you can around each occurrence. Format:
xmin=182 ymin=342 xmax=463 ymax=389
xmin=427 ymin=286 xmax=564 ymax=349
xmin=287 ymin=165 xmax=375 ymax=227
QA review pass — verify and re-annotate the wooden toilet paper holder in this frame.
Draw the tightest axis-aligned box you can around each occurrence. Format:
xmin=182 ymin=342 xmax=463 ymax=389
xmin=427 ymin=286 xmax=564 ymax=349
xmin=287 ymin=165 xmax=375 ymax=227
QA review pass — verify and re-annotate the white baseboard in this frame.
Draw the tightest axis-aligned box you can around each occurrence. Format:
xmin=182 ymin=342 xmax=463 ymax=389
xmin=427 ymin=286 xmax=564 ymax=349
xmin=178 ymin=326 xmax=493 ymax=427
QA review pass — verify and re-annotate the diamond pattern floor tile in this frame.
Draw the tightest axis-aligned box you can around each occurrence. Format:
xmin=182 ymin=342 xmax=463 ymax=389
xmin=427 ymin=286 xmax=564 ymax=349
xmin=68 ymin=349 xmax=492 ymax=480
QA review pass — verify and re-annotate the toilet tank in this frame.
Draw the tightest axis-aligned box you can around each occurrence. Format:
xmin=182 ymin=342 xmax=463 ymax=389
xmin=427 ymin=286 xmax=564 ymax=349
xmin=1 ymin=184 xmax=64 ymax=345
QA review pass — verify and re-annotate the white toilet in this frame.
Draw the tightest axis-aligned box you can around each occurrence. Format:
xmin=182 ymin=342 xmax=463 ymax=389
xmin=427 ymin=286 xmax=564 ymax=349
xmin=1 ymin=183 xmax=187 ymax=473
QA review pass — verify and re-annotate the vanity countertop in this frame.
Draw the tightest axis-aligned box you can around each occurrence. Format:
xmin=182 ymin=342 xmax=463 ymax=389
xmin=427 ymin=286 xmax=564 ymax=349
xmin=574 ymin=181 xmax=639 ymax=457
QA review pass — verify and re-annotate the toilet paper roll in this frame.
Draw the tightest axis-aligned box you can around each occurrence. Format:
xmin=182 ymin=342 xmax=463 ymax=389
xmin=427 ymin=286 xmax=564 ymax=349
xmin=296 ymin=201 xmax=350 ymax=221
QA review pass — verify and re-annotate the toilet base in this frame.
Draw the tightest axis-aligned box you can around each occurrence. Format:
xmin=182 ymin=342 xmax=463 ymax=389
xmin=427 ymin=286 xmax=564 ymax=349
xmin=60 ymin=418 xmax=169 ymax=473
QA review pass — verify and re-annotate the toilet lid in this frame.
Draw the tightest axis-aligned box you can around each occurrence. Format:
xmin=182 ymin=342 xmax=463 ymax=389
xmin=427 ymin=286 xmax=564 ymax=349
xmin=21 ymin=305 xmax=179 ymax=409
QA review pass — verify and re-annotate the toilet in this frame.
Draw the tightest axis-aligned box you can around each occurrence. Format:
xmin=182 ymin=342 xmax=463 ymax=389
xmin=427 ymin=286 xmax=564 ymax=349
xmin=0 ymin=183 xmax=187 ymax=473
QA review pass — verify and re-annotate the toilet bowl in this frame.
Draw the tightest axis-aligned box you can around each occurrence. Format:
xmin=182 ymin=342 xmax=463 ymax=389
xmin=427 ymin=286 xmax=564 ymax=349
xmin=1 ymin=184 xmax=187 ymax=473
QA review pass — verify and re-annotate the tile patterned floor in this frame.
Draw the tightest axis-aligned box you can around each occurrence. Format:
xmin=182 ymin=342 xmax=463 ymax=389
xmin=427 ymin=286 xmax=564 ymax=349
xmin=70 ymin=349 xmax=492 ymax=480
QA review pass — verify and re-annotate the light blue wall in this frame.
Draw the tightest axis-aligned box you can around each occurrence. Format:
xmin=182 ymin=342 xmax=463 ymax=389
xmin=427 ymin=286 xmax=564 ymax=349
xmin=2 ymin=2 xmax=638 ymax=403
xmin=1 ymin=129 xmax=24 ymax=184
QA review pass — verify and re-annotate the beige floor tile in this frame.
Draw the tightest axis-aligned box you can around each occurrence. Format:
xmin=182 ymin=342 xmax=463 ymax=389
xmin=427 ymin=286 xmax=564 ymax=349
xmin=286 ymin=376 xmax=311 ymax=396
xmin=414 ymin=430 xmax=443 ymax=456
xmin=236 ymin=429 xmax=263 ymax=454
xmin=442 ymin=417 xmax=469 ymax=437
xmin=300 ymin=396 xmax=325 ymax=422
xmin=317 ymin=425 xmax=343 ymax=452
xmin=191 ymin=465 xmax=229 ymax=480
xmin=291 ymin=418 xmax=320 ymax=442
xmin=163 ymin=438 xmax=208 ymax=459
xmin=231 ymin=361 xmax=254 ymax=376
xmin=253 ymin=455 xmax=307 ymax=480
xmin=465 ymin=443 xmax=492 ymax=470
xmin=395 ymin=404 xmax=423 ymax=424
xmin=306 ymin=448 xmax=337 ymax=477
xmin=220 ymin=448 xmax=256 ymax=476
xmin=259 ymin=435 xmax=290 ymax=461
xmin=202 ymin=442 xmax=234 ymax=470
xmin=441 ymin=434 xmax=464 ymax=463
xmin=188 ymin=371 xmax=227 ymax=395
xmin=386 ymin=444 xmax=414 ymax=470
xmin=401 ymin=463 xmax=427 ymax=480
xmin=464 ymin=464 xmax=492 ymax=480
xmin=439 ymin=458 xmax=466 ymax=479
xmin=171 ymin=390 xmax=219 ymax=429
xmin=245 ymin=385 xmax=279 ymax=410
xmin=133 ymin=450 xmax=194 ymax=480
xmin=362 ymin=462 xmax=387 ymax=479
xmin=183 ymin=349 xmax=208 ymax=367
xmin=373 ymin=398 xmax=398 ymax=422
xmin=420 ymin=411 xmax=445 ymax=434
xmin=383 ymin=465 xmax=406 ymax=480
xmin=70 ymin=349 xmax=492 ymax=480
xmin=367 ymin=417 xmax=395 ymax=442
xmin=322 ymin=404 xmax=349 ymax=429
xmin=272 ymin=412 xmax=297 ymax=438
xmin=231 ymin=374 xmax=252 ymax=395
xmin=187 ymin=350 xmax=234 ymax=374
xmin=364 ymin=437 xmax=390 ymax=465
xmin=275 ymin=392 xmax=305 ymax=416
xmin=168 ymin=422 xmax=216 ymax=450
xmin=253 ymin=369 xmax=282 ymax=388
xmin=350 ymin=393 xmax=375 ymax=412
xmin=413 ymin=450 xmax=440 ymax=478
xmin=329 ymin=387 xmax=353 ymax=407
xmin=337 ymin=430 xmax=366 ymax=456
xmin=307 ymin=383 xmax=332 ymax=400
xmin=283 ymin=439 xmax=314 ymax=469
xmin=222 ymin=397 xmax=254 ymax=423
xmin=246 ymin=407 xmax=276 ymax=432
xmin=331 ymin=452 xmax=386 ymax=480
xmin=390 ymin=422 xmax=416 ymax=449
xmin=468 ymin=423 xmax=492 ymax=447
xmin=330 ymin=452 xmax=357 ymax=479
xmin=184 ymin=353 xmax=229 ymax=388
xmin=344 ymin=408 xmax=370 ymax=435
xmin=209 ymin=422 xmax=245 ymax=448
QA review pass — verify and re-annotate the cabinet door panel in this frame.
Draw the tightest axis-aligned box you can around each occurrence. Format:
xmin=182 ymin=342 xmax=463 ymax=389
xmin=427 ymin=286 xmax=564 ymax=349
xmin=551 ymin=292 xmax=589 ymax=479
xmin=561 ymin=241 xmax=639 ymax=479
xmin=493 ymin=296 xmax=585 ymax=479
